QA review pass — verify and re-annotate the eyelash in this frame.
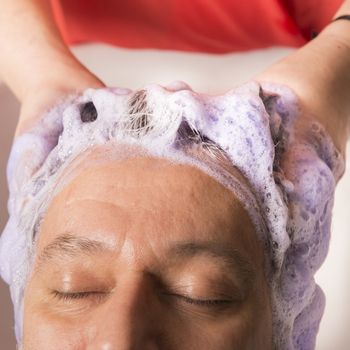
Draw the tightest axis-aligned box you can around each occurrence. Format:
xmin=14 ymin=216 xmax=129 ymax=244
xmin=52 ymin=290 xmax=106 ymax=302
xmin=169 ymin=293 xmax=232 ymax=308
xmin=51 ymin=290 xmax=232 ymax=308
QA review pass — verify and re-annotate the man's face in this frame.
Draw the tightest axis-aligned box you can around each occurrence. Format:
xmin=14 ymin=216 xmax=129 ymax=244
xmin=22 ymin=148 xmax=272 ymax=349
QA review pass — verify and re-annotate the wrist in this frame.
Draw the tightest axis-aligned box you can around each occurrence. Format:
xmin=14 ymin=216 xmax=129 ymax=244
xmin=20 ymin=48 xmax=104 ymax=102
xmin=321 ymin=18 xmax=350 ymax=49
xmin=16 ymin=61 xmax=105 ymax=138
xmin=25 ymin=60 xmax=104 ymax=101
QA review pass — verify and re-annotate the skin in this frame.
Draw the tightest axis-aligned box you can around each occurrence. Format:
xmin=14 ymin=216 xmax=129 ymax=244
xmin=22 ymin=146 xmax=272 ymax=350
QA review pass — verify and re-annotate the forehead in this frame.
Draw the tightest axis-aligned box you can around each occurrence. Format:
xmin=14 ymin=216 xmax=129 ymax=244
xmin=36 ymin=153 xmax=262 ymax=263
xmin=61 ymin=156 xmax=239 ymax=214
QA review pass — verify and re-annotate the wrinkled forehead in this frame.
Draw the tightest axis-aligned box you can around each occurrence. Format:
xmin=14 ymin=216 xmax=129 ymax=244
xmin=34 ymin=141 xmax=266 ymax=268
xmin=35 ymin=141 xmax=266 ymax=250
xmin=48 ymin=140 xmax=256 ymax=212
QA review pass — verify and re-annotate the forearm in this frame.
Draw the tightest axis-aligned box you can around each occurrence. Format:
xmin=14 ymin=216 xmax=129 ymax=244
xmin=256 ymin=0 xmax=350 ymax=156
xmin=0 ymin=0 xmax=103 ymax=103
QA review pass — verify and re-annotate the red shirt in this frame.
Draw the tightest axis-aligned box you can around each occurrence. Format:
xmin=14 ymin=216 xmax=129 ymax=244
xmin=51 ymin=0 xmax=342 ymax=53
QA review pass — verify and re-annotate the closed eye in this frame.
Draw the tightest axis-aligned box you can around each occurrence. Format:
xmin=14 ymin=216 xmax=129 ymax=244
xmin=51 ymin=290 xmax=233 ymax=309
xmin=165 ymin=293 xmax=234 ymax=309
xmin=51 ymin=290 xmax=106 ymax=302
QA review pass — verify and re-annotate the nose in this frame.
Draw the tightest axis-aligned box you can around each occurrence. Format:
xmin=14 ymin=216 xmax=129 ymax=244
xmin=86 ymin=274 xmax=164 ymax=350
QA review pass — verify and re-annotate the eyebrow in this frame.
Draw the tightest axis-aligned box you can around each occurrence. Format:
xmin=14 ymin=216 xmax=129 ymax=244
xmin=35 ymin=234 xmax=256 ymax=284
xmin=35 ymin=234 xmax=109 ymax=271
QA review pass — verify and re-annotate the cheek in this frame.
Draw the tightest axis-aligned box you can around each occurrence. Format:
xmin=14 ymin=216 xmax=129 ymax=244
xmin=163 ymin=305 xmax=262 ymax=350
xmin=22 ymin=306 xmax=265 ymax=350
xmin=200 ymin=315 xmax=258 ymax=349
xmin=194 ymin=288 xmax=272 ymax=349
xmin=22 ymin=280 xmax=272 ymax=350
xmin=23 ymin=305 xmax=90 ymax=350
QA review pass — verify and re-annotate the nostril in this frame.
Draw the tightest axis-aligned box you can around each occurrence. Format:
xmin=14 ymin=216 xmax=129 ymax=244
xmin=80 ymin=101 xmax=98 ymax=122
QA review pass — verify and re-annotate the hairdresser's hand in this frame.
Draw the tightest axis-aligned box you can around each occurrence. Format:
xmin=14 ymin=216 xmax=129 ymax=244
xmin=0 ymin=0 xmax=105 ymax=139
xmin=255 ymin=0 xmax=350 ymax=159
xmin=16 ymin=67 xmax=104 ymax=138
